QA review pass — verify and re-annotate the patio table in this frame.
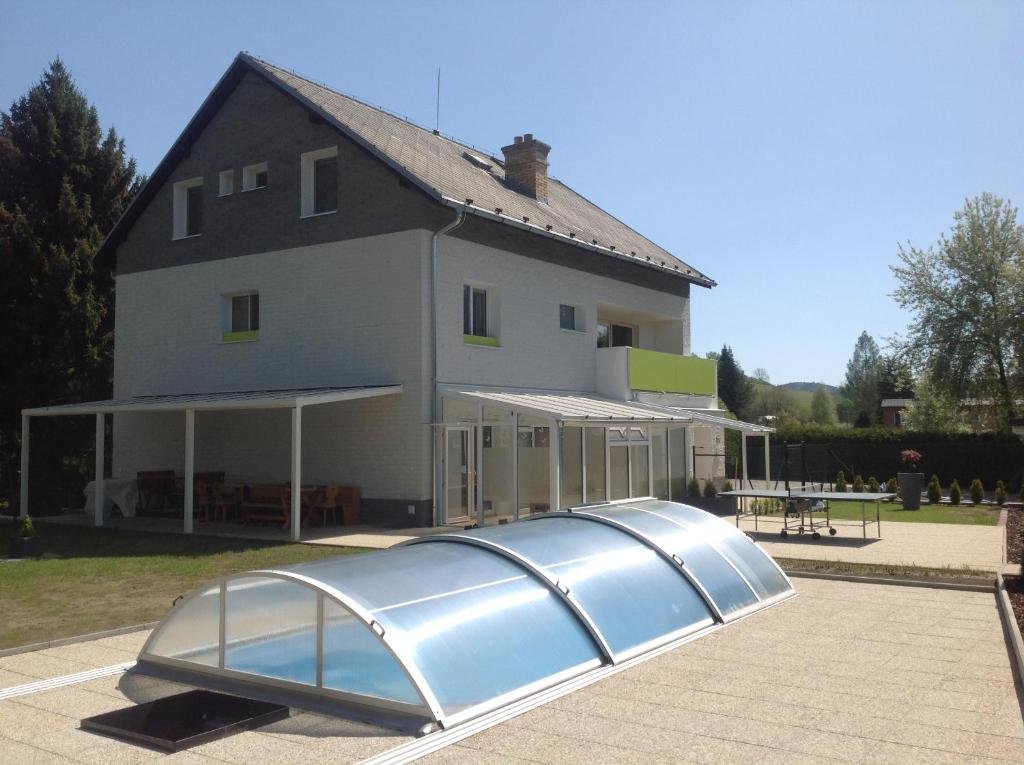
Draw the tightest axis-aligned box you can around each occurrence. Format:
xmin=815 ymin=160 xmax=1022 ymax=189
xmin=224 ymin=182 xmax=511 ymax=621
xmin=718 ymin=488 xmax=896 ymax=539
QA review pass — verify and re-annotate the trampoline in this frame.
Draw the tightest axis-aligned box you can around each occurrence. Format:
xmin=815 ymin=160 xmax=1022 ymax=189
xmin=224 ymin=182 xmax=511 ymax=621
xmin=137 ymin=499 xmax=794 ymax=730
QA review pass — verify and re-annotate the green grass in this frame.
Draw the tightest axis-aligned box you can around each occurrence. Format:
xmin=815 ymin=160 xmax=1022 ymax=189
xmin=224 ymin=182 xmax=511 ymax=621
xmin=824 ymin=499 xmax=1000 ymax=526
xmin=0 ymin=523 xmax=361 ymax=650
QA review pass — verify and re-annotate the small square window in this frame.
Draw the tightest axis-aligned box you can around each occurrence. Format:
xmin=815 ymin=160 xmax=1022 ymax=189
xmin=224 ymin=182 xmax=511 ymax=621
xmin=242 ymin=162 xmax=269 ymax=191
xmin=218 ymin=169 xmax=234 ymax=196
xmin=559 ymin=304 xmax=577 ymax=331
xmin=230 ymin=293 xmax=259 ymax=332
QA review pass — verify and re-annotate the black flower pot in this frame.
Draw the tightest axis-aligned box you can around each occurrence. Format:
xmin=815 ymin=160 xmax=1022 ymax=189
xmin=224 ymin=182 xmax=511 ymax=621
xmin=897 ymin=472 xmax=924 ymax=510
xmin=10 ymin=536 xmax=43 ymax=558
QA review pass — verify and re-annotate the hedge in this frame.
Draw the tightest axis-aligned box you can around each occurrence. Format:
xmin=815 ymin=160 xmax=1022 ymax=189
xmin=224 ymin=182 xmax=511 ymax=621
xmin=745 ymin=426 xmax=1023 ymax=490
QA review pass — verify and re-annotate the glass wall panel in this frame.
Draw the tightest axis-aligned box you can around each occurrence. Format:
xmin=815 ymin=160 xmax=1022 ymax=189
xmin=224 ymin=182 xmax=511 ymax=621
xmin=587 ymin=506 xmax=758 ymax=617
xmin=225 ymin=577 xmax=317 ymax=685
xmin=560 ymin=426 xmax=583 ymax=508
xmin=517 ymin=416 xmax=550 ymax=516
xmin=630 ymin=445 xmax=650 ymax=497
xmin=294 ymin=543 xmax=601 ymax=719
xmin=481 ymin=421 xmax=515 ymax=525
xmin=584 ymin=427 xmax=606 ymax=503
xmin=609 ymin=446 xmax=628 ymax=500
xmin=322 ymin=599 xmax=422 ymax=706
xmin=469 ymin=519 xmax=714 ymax=657
xmin=652 ymin=427 xmax=669 ymax=500
xmin=145 ymin=584 xmax=220 ymax=666
xmin=669 ymin=428 xmax=687 ymax=501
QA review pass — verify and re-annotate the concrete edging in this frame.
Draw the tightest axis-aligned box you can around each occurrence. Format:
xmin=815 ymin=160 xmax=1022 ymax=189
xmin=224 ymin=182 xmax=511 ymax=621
xmin=0 ymin=621 xmax=157 ymax=659
xmin=783 ymin=568 xmax=995 ymax=592
xmin=995 ymin=573 xmax=1024 ymax=688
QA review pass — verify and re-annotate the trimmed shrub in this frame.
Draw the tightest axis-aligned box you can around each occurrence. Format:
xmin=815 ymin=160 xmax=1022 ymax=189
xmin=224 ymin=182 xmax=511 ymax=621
xmin=722 ymin=479 xmax=734 ymax=493
xmin=927 ymin=478 xmax=941 ymax=505
xmin=18 ymin=515 xmax=35 ymax=538
xmin=969 ymin=478 xmax=984 ymax=505
xmin=886 ymin=477 xmax=897 ymax=493
xmin=852 ymin=475 xmax=864 ymax=493
xmin=688 ymin=476 xmax=701 ymax=497
xmin=868 ymin=477 xmax=880 ymax=492
xmin=836 ymin=471 xmax=847 ymax=492
xmin=950 ymin=479 xmax=961 ymax=505
xmin=703 ymin=479 xmax=717 ymax=498
xmin=995 ymin=480 xmax=1007 ymax=506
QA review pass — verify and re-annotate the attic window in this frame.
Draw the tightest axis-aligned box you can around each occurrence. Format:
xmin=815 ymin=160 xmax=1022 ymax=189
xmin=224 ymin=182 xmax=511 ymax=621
xmin=462 ymin=151 xmax=492 ymax=171
xmin=242 ymin=163 xmax=269 ymax=191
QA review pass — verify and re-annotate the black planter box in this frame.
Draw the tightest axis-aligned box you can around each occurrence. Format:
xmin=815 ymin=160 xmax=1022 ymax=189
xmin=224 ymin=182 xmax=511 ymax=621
xmin=10 ymin=536 xmax=43 ymax=558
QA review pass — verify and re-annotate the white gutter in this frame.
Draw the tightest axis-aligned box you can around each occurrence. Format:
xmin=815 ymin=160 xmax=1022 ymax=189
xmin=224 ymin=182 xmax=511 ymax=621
xmin=430 ymin=208 xmax=466 ymax=524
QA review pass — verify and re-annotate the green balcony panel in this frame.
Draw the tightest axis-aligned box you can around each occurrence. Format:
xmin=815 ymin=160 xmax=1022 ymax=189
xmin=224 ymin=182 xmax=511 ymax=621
xmin=629 ymin=349 xmax=716 ymax=395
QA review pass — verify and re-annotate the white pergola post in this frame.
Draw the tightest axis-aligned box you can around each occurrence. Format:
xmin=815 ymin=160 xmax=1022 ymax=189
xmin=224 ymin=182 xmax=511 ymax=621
xmin=763 ymin=432 xmax=771 ymax=486
xmin=549 ymin=419 xmax=560 ymax=511
xmin=476 ymin=405 xmax=484 ymax=525
xmin=19 ymin=414 xmax=29 ymax=519
xmin=741 ymin=431 xmax=749 ymax=489
xmin=291 ymin=405 xmax=302 ymax=542
xmin=183 ymin=409 xmax=195 ymax=534
xmin=511 ymin=413 xmax=519 ymax=520
xmin=94 ymin=413 xmax=105 ymax=527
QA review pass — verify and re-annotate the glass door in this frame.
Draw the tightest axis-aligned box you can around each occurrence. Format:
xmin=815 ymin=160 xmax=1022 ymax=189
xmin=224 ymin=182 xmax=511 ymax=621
xmin=444 ymin=426 xmax=474 ymax=524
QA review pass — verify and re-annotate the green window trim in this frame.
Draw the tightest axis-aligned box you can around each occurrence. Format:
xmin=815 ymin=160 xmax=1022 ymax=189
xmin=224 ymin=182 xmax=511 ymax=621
xmin=221 ymin=330 xmax=260 ymax=343
xmin=464 ymin=334 xmax=500 ymax=348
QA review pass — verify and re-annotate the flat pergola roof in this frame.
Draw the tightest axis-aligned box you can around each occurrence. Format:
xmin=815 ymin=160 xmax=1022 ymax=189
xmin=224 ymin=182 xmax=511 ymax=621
xmin=22 ymin=385 xmax=403 ymax=416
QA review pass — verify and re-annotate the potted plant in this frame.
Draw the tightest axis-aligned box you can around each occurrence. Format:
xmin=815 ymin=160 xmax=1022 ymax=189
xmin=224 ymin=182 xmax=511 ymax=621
xmin=897 ymin=449 xmax=924 ymax=510
xmin=11 ymin=515 xmax=42 ymax=558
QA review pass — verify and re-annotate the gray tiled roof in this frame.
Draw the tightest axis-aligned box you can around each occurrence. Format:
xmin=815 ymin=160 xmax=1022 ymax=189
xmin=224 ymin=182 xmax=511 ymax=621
xmin=244 ymin=54 xmax=714 ymax=287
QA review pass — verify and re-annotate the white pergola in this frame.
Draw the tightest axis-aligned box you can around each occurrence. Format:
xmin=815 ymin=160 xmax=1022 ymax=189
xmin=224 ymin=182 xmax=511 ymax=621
xmin=20 ymin=385 xmax=402 ymax=541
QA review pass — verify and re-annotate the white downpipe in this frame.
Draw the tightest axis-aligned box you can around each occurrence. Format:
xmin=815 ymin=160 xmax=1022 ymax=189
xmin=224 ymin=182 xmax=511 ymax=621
xmin=184 ymin=409 xmax=195 ymax=534
xmin=291 ymin=406 xmax=302 ymax=541
xmin=430 ymin=208 xmax=466 ymax=525
xmin=19 ymin=414 xmax=29 ymax=518
xmin=94 ymin=413 xmax=105 ymax=527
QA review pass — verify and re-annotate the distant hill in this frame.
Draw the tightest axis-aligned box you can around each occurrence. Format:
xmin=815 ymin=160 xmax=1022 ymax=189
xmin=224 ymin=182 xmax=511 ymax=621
xmin=779 ymin=382 xmax=841 ymax=397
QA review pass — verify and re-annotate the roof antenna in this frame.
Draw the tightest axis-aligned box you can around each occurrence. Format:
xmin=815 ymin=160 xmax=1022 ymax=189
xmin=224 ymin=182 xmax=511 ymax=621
xmin=434 ymin=67 xmax=441 ymax=135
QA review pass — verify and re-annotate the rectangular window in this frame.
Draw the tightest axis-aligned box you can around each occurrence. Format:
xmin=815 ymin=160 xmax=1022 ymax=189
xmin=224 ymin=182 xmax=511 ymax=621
xmin=242 ymin=162 xmax=269 ymax=191
xmin=172 ymin=177 xmax=203 ymax=239
xmin=186 ymin=185 xmax=203 ymax=236
xmin=463 ymin=285 xmax=488 ymax=337
xmin=313 ymin=156 xmax=338 ymax=214
xmin=229 ymin=293 xmax=259 ymax=332
xmin=301 ymin=146 xmax=338 ymax=217
xmin=218 ymin=169 xmax=234 ymax=196
xmin=597 ymin=321 xmax=637 ymax=348
xmin=559 ymin=304 xmax=577 ymax=331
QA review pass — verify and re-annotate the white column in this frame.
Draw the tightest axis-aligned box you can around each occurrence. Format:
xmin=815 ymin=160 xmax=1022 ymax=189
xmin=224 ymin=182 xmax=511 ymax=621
xmin=183 ymin=409 xmax=195 ymax=534
xmin=19 ymin=414 xmax=29 ymax=519
xmin=763 ymin=433 xmax=771 ymax=485
xmin=291 ymin=406 xmax=302 ymax=542
xmin=549 ymin=419 xmax=560 ymax=511
xmin=741 ymin=432 xmax=749 ymax=489
xmin=94 ymin=413 xmax=105 ymax=527
xmin=511 ymin=413 xmax=519 ymax=520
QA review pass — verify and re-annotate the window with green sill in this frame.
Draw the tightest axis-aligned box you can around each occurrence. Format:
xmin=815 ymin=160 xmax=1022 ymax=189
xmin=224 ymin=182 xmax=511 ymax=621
xmin=463 ymin=285 xmax=497 ymax=346
xmin=223 ymin=293 xmax=259 ymax=342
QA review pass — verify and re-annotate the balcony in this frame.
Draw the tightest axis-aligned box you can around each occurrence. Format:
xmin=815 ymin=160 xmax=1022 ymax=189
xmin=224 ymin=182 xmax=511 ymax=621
xmin=596 ymin=347 xmax=717 ymax=401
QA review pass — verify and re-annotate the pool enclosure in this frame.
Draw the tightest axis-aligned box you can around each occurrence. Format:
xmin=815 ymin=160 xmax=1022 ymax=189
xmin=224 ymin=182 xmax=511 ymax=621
xmin=139 ymin=499 xmax=794 ymax=729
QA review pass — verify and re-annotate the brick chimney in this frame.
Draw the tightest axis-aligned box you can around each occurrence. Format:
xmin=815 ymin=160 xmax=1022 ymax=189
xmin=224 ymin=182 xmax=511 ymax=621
xmin=501 ymin=134 xmax=551 ymax=202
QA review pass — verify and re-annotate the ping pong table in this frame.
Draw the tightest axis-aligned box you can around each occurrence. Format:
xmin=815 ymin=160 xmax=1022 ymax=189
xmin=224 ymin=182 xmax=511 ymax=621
xmin=718 ymin=488 xmax=895 ymax=539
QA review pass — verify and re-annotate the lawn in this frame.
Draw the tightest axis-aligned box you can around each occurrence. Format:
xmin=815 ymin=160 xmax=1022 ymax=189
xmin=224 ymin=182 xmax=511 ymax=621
xmin=824 ymin=500 xmax=999 ymax=526
xmin=0 ymin=523 xmax=360 ymax=650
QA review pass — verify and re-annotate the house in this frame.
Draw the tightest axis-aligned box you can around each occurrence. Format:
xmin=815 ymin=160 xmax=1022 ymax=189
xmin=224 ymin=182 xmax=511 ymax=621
xmin=18 ymin=53 xmax=770 ymax=538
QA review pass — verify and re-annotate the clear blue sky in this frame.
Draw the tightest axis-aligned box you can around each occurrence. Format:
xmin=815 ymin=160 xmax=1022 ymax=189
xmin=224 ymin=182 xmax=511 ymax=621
xmin=3 ymin=1 xmax=1021 ymax=386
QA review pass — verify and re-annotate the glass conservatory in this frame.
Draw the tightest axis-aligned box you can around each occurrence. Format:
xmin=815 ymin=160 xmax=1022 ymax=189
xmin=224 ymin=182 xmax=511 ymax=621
xmin=138 ymin=499 xmax=793 ymax=729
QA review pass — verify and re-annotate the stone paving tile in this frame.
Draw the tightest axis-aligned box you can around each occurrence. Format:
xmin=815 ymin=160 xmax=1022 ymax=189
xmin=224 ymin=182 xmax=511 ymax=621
xmin=0 ymin=737 xmax=78 ymax=764
xmin=0 ymin=652 xmax=92 ymax=681
xmin=0 ymin=667 xmax=35 ymax=690
xmin=418 ymin=743 xmax=540 ymax=764
xmin=39 ymin=641 xmax=137 ymax=668
xmin=8 ymin=686 xmax=133 ymax=720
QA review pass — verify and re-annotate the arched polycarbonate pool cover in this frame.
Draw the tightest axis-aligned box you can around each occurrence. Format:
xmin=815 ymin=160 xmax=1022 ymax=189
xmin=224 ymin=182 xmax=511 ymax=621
xmin=139 ymin=499 xmax=794 ymax=728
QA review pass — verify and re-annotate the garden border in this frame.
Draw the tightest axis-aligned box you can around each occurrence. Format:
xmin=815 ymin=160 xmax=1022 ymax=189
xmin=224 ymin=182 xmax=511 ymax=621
xmin=995 ymin=573 xmax=1024 ymax=690
xmin=0 ymin=621 xmax=158 ymax=659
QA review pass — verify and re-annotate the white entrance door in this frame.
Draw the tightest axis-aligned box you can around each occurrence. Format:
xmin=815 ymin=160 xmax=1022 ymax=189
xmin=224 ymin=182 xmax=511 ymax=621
xmin=444 ymin=426 xmax=475 ymax=524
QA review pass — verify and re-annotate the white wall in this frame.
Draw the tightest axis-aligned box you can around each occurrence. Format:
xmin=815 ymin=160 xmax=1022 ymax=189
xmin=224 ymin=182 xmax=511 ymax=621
xmin=111 ymin=230 xmax=433 ymax=500
xmin=436 ymin=236 xmax=690 ymax=392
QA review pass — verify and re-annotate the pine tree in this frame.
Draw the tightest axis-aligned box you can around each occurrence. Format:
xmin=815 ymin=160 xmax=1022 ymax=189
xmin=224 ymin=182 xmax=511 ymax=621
xmin=0 ymin=60 xmax=140 ymax=505
xmin=840 ymin=332 xmax=882 ymax=426
xmin=717 ymin=345 xmax=753 ymax=418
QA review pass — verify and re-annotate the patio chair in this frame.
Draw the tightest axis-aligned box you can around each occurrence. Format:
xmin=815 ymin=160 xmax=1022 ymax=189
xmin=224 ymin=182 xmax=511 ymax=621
xmin=306 ymin=484 xmax=340 ymax=527
xmin=336 ymin=485 xmax=361 ymax=525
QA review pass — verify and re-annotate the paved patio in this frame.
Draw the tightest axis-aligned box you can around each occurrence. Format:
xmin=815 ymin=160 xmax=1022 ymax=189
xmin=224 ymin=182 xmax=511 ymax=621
xmin=740 ymin=515 xmax=1007 ymax=573
xmin=1 ymin=578 xmax=1021 ymax=763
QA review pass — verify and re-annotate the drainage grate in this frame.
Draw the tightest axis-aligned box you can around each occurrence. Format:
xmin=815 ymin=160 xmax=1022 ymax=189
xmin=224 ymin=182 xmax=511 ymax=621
xmin=81 ymin=689 xmax=289 ymax=752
